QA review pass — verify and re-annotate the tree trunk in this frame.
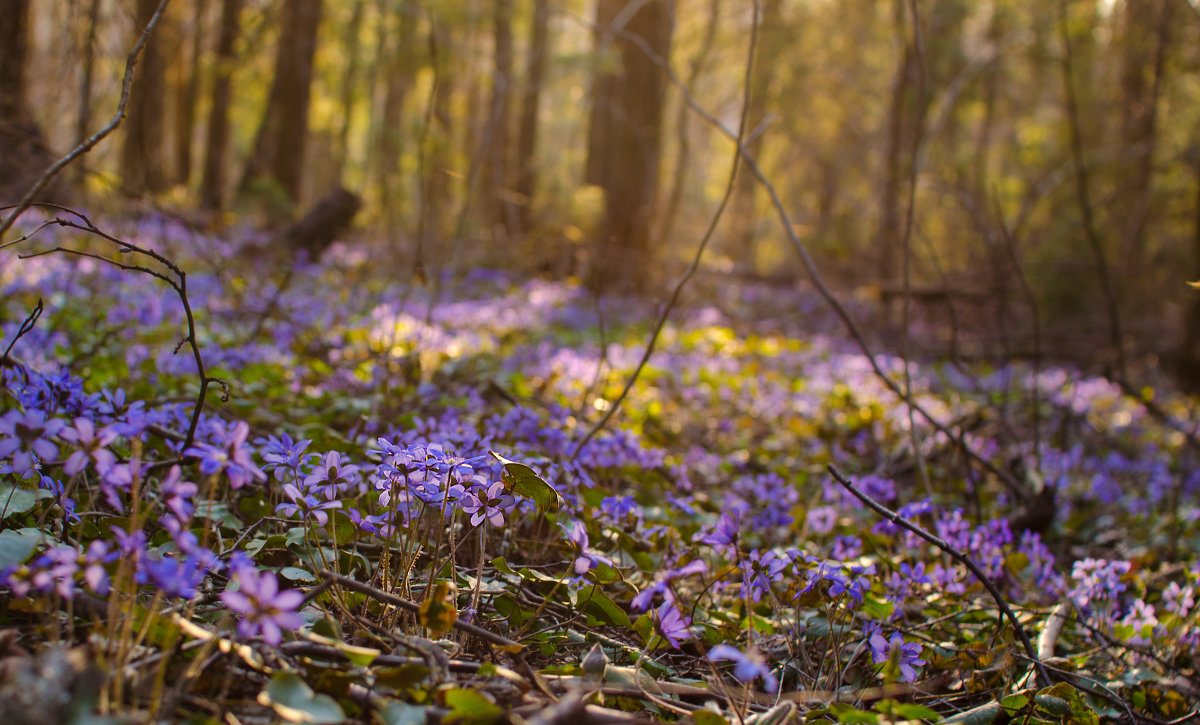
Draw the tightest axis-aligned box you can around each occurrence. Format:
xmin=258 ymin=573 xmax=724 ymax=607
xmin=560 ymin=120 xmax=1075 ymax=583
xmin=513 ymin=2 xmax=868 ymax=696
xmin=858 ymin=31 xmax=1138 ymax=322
xmin=375 ymin=0 xmax=420 ymax=221
xmin=173 ymin=0 xmax=205 ymax=187
xmin=482 ymin=0 xmax=517 ymax=240
xmin=200 ymin=0 xmax=241 ymax=212
xmin=728 ymin=0 xmax=784 ymax=273
xmin=239 ymin=0 xmax=323 ymax=206
xmin=584 ymin=0 xmax=675 ymax=293
xmin=514 ymin=0 xmax=549 ymax=235
xmin=74 ymin=0 xmax=102 ymax=187
xmin=1115 ymin=0 xmax=1170 ymax=303
xmin=0 ymin=0 xmax=30 ymax=123
xmin=334 ymin=0 xmax=366 ymax=184
xmin=122 ymin=0 xmax=170 ymax=194
xmin=0 ymin=0 xmax=65 ymax=205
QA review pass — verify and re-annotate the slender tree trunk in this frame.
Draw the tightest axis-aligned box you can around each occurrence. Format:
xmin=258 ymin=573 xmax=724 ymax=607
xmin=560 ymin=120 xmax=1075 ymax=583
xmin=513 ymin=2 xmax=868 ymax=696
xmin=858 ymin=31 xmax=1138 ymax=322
xmin=174 ymin=0 xmax=205 ymax=187
xmin=375 ymin=0 xmax=419 ymax=220
xmin=585 ymin=0 xmax=675 ymax=293
xmin=239 ymin=0 xmax=323 ymax=206
xmin=74 ymin=0 xmax=101 ymax=187
xmin=0 ymin=0 xmax=30 ymax=124
xmin=1116 ymin=0 xmax=1170 ymax=302
xmin=728 ymin=0 xmax=783 ymax=272
xmin=200 ymin=0 xmax=241 ymax=211
xmin=514 ymin=0 xmax=549 ymax=235
xmin=335 ymin=0 xmax=366 ymax=184
xmin=482 ymin=0 xmax=516 ymax=239
xmin=122 ymin=0 xmax=170 ymax=194
xmin=656 ymin=0 xmax=720 ymax=249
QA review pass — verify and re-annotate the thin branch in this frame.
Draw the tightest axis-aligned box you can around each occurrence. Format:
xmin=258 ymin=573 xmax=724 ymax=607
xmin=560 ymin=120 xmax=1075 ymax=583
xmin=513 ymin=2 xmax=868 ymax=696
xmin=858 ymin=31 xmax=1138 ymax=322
xmin=1056 ymin=0 xmax=1126 ymax=380
xmin=570 ymin=0 xmax=760 ymax=460
xmin=826 ymin=463 xmax=1051 ymax=688
xmin=0 ymin=0 xmax=171 ymax=239
xmin=558 ymin=10 xmax=1029 ymax=498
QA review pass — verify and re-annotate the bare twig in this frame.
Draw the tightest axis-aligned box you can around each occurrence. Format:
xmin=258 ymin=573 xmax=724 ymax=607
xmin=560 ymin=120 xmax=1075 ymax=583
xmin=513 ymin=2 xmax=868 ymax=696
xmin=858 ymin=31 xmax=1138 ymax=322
xmin=570 ymin=0 xmax=760 ymax=460
xmin=1056 ymin=0 xmax=1126 ymax=380
xmin=826 ymin=463 xmax=1051 ymax=688
xmin=0 ymin=0 xmax=171 ymax=239
xmin=558 ymin=9 xmax=1030 ymax=500
xmin=6 ymin=204 xmax=215 ymax=448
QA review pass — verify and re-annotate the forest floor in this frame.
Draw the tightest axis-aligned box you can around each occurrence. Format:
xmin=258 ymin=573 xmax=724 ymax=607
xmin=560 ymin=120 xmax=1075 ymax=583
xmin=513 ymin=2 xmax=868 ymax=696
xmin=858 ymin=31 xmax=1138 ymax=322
xmin=0 ymin=214 xmax=1197 ymax=724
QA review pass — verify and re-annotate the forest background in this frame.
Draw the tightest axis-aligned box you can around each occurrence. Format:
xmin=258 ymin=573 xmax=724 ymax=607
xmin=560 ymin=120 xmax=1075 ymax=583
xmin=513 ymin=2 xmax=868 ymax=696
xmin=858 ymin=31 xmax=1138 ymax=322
xmin=3 ymin=0 xmax=1200 ymax=380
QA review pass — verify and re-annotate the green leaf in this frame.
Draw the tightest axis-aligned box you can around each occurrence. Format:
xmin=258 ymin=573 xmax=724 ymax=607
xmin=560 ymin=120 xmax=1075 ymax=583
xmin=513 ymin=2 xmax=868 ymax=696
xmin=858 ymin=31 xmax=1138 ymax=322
xmin=0 ymin=485 xmax=53 ymax=519
xmin=280 ymin=566 xmax=317 ymax=583
xmin=692 ymin=711 xmax=731 ymax=725
xmin=573 ymin=585 xmax=631 ymax=627
xmin=259 ymin=671 xmax=345 ymax=724
xmin=442 ymin=688 xmax=504 ymax=724
xmin=0 ymin=528 xmax=42 ymax=568
xmin=376 ymin=701 xmax=426 ymax=725
xmin=489 ymin=451 xmax=564 ymax=513
xmin=891 ymin=703 xmax=943 ymax=721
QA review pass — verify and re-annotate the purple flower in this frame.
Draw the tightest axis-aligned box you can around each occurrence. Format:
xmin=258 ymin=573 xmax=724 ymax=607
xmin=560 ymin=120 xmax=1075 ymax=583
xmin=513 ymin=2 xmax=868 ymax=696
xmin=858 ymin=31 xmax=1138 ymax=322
xmin=708 ymin=644 xmax=779 ymax=692
xmin=631 ymin=560 xmax=707 ymax=611
xmin=221 ymin=568 xmax=306 ymax=646
xmin=1163 ymin=582 xmax=1194 ymax=618
xmin=654 ymin=601 xmax=691 ymax=649
xmin=807 ymin=506 xmax=837 ymax=535
xmin=185 ymin=420 xmax=266 ymax=490
xmin=461 ymin=481 xmax=515 ymax=527
xmin=59 ymin=417 xmax=117 ymax=476
xmin=302 ymin=450 xmax=360 ymax=500
xmin=160 ymin=465 xmax=198 ymax=523
xmin=258 ymin=433 xmax=315 ymax=482
xmin=563 ymin=520 xmax=613 ymax=575
xmin=0 ymin=408 xmax=65 ymax=478
xmin=275 ymin=483 xmax=342 ymax=526
xmin=741 ymin=549 xmax=785 ymax=603
xmin=869 ymin=631 xmax=926 ymax=682
xmin=695 ymin=510 xmax=740 ymax=555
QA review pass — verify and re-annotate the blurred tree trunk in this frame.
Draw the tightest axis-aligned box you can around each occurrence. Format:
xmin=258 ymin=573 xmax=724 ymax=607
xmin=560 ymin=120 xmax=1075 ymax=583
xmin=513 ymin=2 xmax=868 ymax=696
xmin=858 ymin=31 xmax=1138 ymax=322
xmin=239 ymin=0 xmax=323 ymax=207
xmin=122 ymin=0 xmax=170 ymax=195
xmin=74 ymin=0 xmax=102 ymax=187
xmin=482 ymin=0 xmax=517 ymax=240
xmin=656 ymin=0 xmax=719 ymax=250
xmin=0 ymin=0 xmax=29 ymax=126
xmin=200 ymin=0 xmax=241 ymax=212
xmin=1115 ymin=0 xmax=1170 ymax=299
xmin=514 ymin=0 xmax=549 ymax=236
xmin=728 ymin=0 xmax=784 ymax=272
xmin=334 ymin=0 xmax=366 ymax=184
xmin=584 ymin=0 xmax=675 ymax=293
xmin=173 ymin=0 xmax=205 ymax=187
xmin=375 ymin=0 xmax=420 ymax=221
xmin=1179 ymin=150 xmax=1200 ymax=392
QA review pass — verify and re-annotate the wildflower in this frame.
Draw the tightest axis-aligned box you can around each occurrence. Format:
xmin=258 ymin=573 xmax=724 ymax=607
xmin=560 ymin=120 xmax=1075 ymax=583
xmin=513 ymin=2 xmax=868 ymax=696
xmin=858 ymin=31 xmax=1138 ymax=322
xmin=0 ymin=408 xmax=65 ymax=479
xmin=869 ymin=630 xmax=926 ymax=683
xmin=1120 ymin=598 xmax=1159 ymax=645
xmin=695 ymin=510 xmax=740 ymax=556
xmin=807 ymin=506 xmax=837 ymax=535
xmin=1164 ymin=582 xmax=1194 ymax=618
xmin=562 ymin=520 xmax=613 ymax=575
xmin=276 ymin=483 xmax=342 ymax=526
xmin=741 ymin=549 xmax=785 ymax=603
xmin=302 ymin=450 xmax=360 ymax=500
xmin=654 ymin=601 xmax=691 ymax=649
xmin=59 ymin=417 xmax=117 ymax=476
xmin=258 ymin=433 xmax=315 ymax=482
xmin=185 ymin=420 xmax=266 ymax=490
xmin=708 ymin=644 xmax=779 ymax=692
xmin=461 ymin=481 xmax=515 ymax=527
xmin=221 ymin=568 xmax=305 ymax=646
xmin=1068 ymin=558 xmax=1131 ymax=612
xmin=160 ymin=465 xmax=198 ymax=523
xmin=631 ymin=560 xmax=707 ymax=611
